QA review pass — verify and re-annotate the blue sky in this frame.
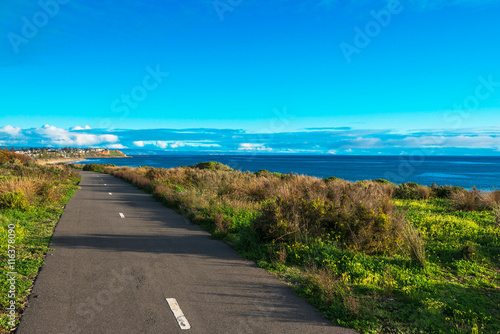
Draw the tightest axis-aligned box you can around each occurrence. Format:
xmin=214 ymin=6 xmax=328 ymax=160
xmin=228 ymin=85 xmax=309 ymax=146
xmin=1 ymin=0 xmax=500 ymax=154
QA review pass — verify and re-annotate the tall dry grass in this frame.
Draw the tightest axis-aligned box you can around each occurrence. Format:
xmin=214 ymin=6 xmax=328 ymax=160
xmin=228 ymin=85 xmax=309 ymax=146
xmin=0 ymin=178 xmax=40 ymax=204
xmin=106 ymin=165 xmax=421 ymax=257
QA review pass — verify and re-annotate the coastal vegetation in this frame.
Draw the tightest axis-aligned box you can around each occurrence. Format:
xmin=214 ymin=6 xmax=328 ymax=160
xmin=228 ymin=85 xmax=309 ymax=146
xmin=76 ymin=162 xmax=500 ymax=334
xmin=0 ymin=151 xmax=80 ymax=331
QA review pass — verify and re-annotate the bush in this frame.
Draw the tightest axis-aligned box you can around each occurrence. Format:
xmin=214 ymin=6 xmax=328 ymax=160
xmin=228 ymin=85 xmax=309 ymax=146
xmin=37 ymin=182 xmax=63 ymax=204
xmin=373 ymin=178 xmax=394 ymax=185
xmin=0 ymin=190 xmax=29 ymax=210
xmin=190 ymin=161 xmax=234 ymax=171
xmin=417 ymin=186 xmax=430 ymax=200
xmin=394 ymin=183 xmax=429 ymax=200
xmin=492 ymin=204 xmax=500 ymax=227
xmin=398 ymin=219 xmax=426 ymax=268
xmin=145 ymin=167 xmax=169 ymax=180
xmin=0 ymin=150 xmax=30 ymax=164
xmin=430 ymin=184 xmax=464 ymax=199
xmin=255 ymin=182 xmax=404 ymax=255
xmin=255 ymin=170 xmax=285 ymax=178
xmin=82 ymin=164 xmax=104 ymax=172
xmin=450 ymin=188 xmax=481 ymax=211
xmin=479 ymin=190 xmax=500 ymax=208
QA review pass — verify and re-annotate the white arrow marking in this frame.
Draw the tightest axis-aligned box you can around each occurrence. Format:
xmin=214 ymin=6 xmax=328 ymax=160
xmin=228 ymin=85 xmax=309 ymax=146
xmin=166 ymin=298 xmax=191 ymax=330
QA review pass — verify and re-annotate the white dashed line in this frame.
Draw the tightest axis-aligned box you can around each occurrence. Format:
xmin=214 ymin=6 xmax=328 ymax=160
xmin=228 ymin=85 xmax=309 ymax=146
xmin=109 ymin=193 xmax=112 ymax=195
xmin=119 ymin=213 xmax=125 ymax=218
xmin=166 ymin=298 xmax=191 ymax=330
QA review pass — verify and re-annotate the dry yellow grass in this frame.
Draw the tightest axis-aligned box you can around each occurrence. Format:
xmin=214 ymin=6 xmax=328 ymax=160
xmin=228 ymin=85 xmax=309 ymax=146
xmin=0 ymin=178 xmax=40 ymax=203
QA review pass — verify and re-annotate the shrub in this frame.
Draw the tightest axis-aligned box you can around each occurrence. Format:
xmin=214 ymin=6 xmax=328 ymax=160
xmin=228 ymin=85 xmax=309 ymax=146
xmin=82 ymin=164 xmax=104 ymax=172
xmin=0 ymin=150 xmax=31 ymax=164
xmin=479 ymin=190 xmax=500 ymax=208
xmin=394 ymin=182 xmax=418 ymax=199
xmin=394 ymin=183 xmax=429 ymax=200
xmin=256 ymin=196 xmax=324 ymax=243
xmin=417 ymin=186 xmax=430 ymax=200
xmin=323 ymin=176 xmax=339 ymax=183
xmin=450 ymin=188 xmax=481 ymax=211
xmin=398 ymin=219 xmax=426 ymax=268
xmin=145 ymin=167 xmax=169 ymax=180
xmin=430 ymin=184 xmax=464 ymax=199
xmin=37 ymin=182 xmax=63 ymax=204
xmin=0 ymin=190 xmax=29 ymax=210
xmin=373 ymin=178 xmax=394 ymax=185
xmin=255 ymin=170 xmax=284 ymax=178
xmin=190 ymin=161 xmax=234 ymax=171
xmin=256 ymin=181 xmax=404 ymax=255
xmin=492 ymin=204 xmax=500 ymax=227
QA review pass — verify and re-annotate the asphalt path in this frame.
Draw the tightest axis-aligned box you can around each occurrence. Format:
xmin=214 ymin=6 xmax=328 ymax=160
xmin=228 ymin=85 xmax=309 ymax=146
xmin=17 ymin=171 xmax=357 ymax=334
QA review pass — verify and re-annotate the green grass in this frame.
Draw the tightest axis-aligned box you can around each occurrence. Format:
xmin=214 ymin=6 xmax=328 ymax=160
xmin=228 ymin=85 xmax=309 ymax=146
xmin=0 ymin=162 xmax=80 ymax=332
xmin=272 ymin=198 xmax=500 ymax=333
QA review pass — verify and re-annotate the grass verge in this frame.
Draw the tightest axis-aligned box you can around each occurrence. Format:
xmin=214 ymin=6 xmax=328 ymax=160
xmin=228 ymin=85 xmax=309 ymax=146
xmin=0 ymin=159 xmax=80 ymax=332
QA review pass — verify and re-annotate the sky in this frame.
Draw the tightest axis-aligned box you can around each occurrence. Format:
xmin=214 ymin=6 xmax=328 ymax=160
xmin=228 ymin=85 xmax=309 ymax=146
xmin=1 ymin=0 xmax=500 ymax=154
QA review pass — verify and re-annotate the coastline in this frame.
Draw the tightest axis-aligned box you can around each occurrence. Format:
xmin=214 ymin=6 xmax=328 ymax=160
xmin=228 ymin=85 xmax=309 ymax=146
xmin=36 ymin=158 xmax=88 ymax=165
xmin=35 ymin=155 xmax=129 ymax=165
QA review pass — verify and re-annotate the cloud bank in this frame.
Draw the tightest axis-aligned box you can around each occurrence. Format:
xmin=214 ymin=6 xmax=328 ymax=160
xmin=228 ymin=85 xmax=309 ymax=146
xmin=1 ymin=124 xmax=500 ymax=155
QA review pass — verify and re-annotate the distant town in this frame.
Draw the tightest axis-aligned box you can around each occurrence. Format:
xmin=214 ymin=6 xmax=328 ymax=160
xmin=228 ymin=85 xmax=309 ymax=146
xmin=5 ymin=147 xmax=127 ymax=160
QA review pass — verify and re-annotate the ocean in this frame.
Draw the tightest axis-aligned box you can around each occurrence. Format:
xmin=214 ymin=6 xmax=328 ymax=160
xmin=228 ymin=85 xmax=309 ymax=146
xmin=75 ymin=155 xmax=500 ymax=190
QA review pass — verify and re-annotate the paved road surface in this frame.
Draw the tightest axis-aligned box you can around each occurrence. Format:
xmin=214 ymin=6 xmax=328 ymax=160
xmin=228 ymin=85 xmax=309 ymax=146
xmin=17 ymin=171 xmax=357 ymax=334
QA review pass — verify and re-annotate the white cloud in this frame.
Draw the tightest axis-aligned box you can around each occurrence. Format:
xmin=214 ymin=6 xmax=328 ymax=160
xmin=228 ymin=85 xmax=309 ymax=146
xmin=170 ymin=141 xmax=186 ymax=149
xmin=107 ymin=144 xmax=127 ymax=149
xmin=346 ymin=137 xmax=382 ymax=148
xmin=71 ymin=125 xmax=92 ymax=131
xmin=134 ymin=140 xmax=220 ymax=149
xmin=34 ymin=125 xmax=118 ymax=147
xmin=0 ymin=125 xmax=22 ymax=137
xmin=133 ymin=141 xmax=145 ymax=147
xmin=156 ymin=141 xmax=168 ymax=149
xmin=238 ymin=143 xmax=272 ymax=151
xmin=386 ymin=135 xmax=500 ymax=148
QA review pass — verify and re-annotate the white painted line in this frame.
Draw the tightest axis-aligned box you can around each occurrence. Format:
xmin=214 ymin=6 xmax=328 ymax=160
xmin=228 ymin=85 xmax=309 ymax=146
xmin=104 ymin=184 xmax=107 ymax=185
xmin=119 ymin=213 xmax=125 ymax=218
xmin=166 ymin=298 xmax=191 ymax=330
xmin=109 ymin=193 xmax=112 ymax=195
